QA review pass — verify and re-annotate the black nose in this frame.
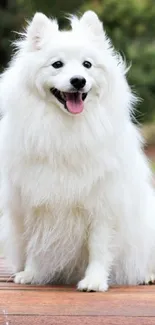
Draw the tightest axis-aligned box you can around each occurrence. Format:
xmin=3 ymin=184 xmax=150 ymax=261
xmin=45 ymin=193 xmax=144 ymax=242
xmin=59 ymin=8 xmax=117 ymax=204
xmin=70 ymin=76 xmax=86 ymax=90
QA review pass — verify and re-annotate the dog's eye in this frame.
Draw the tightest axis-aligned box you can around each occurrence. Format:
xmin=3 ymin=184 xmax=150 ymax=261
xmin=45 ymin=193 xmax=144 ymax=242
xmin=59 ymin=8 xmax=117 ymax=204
xmin=83 ymin=61 xmax=92 ymax=69
xmin=52 ymin=61 xmax=64 ymax=69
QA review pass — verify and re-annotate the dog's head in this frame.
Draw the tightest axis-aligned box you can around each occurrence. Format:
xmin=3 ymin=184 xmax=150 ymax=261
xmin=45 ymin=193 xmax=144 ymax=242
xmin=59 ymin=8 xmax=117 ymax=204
xmin=16 ymin=11 xmax=128 ymax=116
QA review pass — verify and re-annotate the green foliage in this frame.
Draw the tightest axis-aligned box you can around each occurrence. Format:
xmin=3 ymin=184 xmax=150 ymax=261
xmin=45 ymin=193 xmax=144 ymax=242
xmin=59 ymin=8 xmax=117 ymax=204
xmin=24 ymin=0 xmax=84 ymax=27
xmin=80 ymin=0 xmax=155 ymax=122
xmin=0 ymin=0 xmax=27 ymax=71
xmin=0 ymin=0 xmax=155 ymax=123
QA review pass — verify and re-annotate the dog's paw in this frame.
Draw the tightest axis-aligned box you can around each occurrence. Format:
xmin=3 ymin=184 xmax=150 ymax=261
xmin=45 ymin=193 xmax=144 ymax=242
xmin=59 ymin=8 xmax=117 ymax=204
xmin=144 ymin=273 xmax=155 ymax=285
xmin=77 ymin=275 xmax=108 ymax=292
xmin=14 ymin=271 xmax=35 ymax=284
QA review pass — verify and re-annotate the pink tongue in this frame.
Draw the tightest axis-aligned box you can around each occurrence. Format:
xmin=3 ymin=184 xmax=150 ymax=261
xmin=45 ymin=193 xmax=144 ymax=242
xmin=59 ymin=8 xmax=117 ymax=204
xmin=65 ymin=93 xmax=84 ymax=114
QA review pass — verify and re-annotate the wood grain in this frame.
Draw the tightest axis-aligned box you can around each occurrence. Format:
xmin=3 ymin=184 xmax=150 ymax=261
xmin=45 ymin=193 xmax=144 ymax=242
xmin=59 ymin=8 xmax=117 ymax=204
xmin=1 ymin=257 xmax=155 ymax=324
xmin=1 ymin=286 xmax=155 ymax=316
xmin=1 ymin=316 xmax=155 ymax=325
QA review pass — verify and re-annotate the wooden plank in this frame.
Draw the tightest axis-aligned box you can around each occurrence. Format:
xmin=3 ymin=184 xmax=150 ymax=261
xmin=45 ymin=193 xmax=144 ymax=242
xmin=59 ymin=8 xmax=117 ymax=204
xmin=1 ymin=257 xmax=155 ymax=325
xmin=0 ymin=315 xmax=155 ymax=325
xmin=1 ymin=286 xmax=155 ymax=317
xmin=1 ymin=281 xmax=155 ymax=292
xmin=0 ymin=282 xmax=74 ymax=290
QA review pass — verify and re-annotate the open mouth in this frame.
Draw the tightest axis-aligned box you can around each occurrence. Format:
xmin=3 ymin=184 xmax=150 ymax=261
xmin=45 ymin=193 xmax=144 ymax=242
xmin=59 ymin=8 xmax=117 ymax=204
xmin=50 ymin=88 xmax=87 ymax=114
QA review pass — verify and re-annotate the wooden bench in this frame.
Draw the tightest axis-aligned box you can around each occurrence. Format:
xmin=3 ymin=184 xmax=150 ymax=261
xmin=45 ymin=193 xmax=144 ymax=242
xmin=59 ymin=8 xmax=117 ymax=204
xmin=0 ymin=257 xmax=155 ymax=324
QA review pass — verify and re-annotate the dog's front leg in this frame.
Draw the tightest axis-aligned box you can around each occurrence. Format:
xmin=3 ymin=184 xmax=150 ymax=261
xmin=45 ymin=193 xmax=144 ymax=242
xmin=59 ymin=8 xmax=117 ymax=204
xmin=77 ymin=215 xmax=113 ymax=292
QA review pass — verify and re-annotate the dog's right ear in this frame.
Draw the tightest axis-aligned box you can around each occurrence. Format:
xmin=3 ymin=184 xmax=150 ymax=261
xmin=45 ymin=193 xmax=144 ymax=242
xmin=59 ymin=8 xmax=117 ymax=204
xmin=26 ymin=13 xmax=58 ymax=50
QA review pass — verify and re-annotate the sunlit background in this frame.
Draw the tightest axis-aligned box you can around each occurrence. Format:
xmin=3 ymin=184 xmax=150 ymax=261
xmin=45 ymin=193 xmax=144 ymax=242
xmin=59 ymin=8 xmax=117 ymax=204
xmin=1 ymin=0 xmax=155 ymax=163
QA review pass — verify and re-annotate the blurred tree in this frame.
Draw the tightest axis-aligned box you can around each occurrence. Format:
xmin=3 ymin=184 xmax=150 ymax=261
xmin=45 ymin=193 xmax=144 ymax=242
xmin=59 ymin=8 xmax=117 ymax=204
xmin=1 ymin=0 xmax=7 ymax=8
xmin=80 ymin=0 xmax=155 ymax=122
xmin=29 ymin=0 xmax=84 ymax=27
xmin=0 ymin=0 xmax=26 ymax=71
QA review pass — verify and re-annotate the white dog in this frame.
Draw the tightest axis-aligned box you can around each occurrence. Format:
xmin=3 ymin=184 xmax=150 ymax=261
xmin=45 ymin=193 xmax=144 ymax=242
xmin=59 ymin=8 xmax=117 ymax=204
xmin=0 ymin=11 xmax=155 ymax=291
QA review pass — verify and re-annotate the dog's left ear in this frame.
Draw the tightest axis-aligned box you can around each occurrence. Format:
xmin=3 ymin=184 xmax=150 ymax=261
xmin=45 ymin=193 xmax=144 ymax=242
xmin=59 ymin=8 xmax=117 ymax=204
xmin=80 ymin=11 xmax=104 ymax=37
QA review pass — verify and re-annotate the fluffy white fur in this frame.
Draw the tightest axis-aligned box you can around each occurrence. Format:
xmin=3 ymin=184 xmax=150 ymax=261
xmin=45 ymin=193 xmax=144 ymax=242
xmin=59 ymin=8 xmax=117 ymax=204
xmin=0 ymin=11 xmax=155 ymax=291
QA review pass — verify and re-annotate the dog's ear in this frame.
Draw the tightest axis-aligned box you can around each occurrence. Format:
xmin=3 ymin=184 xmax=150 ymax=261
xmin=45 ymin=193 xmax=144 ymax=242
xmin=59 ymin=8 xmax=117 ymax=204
xmin=27 ymin=13 xmax=58 ymax=50
xmin=80 ymin=11 xmax=104 ymax=37
xmin=71 ymin=11 xmax=107 ymax=45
